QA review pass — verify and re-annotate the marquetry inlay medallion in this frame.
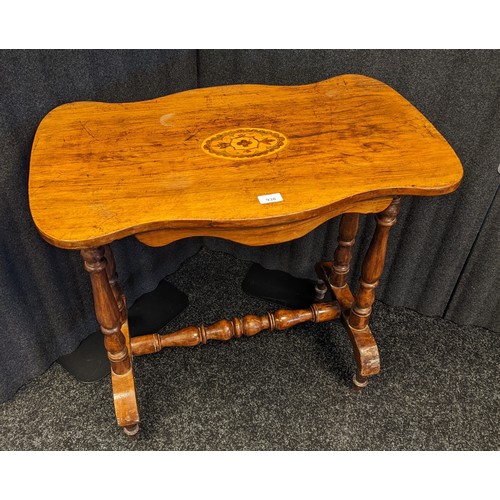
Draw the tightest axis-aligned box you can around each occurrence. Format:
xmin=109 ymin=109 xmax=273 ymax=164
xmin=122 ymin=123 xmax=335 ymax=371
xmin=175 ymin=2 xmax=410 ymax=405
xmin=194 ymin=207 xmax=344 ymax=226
xmin=201 ymin=128 xmax=287 ymax=160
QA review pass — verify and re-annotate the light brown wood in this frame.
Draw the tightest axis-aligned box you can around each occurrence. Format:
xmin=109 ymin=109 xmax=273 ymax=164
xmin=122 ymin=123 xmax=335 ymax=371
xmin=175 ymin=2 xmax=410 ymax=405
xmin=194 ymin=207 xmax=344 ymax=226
xmin=135 ymin=197 xmax=392 ymax=247
xmin=28 ymin=74 xmax=464 ymax=435
xmin=28 ymin=74 xmax=463 ymax=250
xmin=130 ymin=302 xmax=341 ymax=356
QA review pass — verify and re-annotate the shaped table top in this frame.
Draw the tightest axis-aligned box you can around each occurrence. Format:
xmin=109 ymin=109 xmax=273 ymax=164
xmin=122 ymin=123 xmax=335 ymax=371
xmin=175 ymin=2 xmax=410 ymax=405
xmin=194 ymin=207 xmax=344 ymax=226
xmin=29 ymin=74 xmax=462 ymax=249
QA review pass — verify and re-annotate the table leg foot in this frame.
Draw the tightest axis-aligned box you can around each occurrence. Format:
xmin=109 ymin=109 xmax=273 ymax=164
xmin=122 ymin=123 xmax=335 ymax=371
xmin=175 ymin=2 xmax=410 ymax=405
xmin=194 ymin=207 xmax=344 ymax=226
xmin=341 ymin=312 xmax=380 ymax=389
xmin=123 ymin=423 xmax=140 ymax=437
xmin=314 ymin=279 xmax=328 ymax=301
xmin=352 ymin=372 xmax=369 ymax=392
xmin=111 ymin=364 xmax=140 ymax=433
xmin=111 ymin=319 xmax=140 ymax=433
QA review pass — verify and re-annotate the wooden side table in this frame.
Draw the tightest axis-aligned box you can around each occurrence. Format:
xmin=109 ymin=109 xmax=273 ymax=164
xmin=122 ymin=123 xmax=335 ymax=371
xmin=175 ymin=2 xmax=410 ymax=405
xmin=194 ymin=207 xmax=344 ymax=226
xmin=29 ymin=75 xmax=463 ymax=436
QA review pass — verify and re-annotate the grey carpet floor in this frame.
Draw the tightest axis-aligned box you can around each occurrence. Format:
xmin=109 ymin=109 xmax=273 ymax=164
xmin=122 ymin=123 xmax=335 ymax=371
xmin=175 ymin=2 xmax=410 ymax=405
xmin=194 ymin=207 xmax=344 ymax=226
xmin=0 ymin=248 xmax=498 ymax=450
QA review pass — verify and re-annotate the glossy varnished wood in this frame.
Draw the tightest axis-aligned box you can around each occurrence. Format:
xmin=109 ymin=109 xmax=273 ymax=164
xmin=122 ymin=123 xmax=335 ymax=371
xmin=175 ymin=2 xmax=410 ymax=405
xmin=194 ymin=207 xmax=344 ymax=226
xmin=130 ymin=302 xmax=341 ymax=356
xmin=29 ymin=74 xmax=462 ymax=249
xmin=331 ymin=213 xmax=359 ymax=289
xmin=28 ymin=75 xmax=464 ymax=435
xmin=349 ymin=197 xmax=401 ymax=331
xmin=110 ymin=319 xmax=139 ymax=434
xmin=81 ymin=246 xmax=139 ymax=433
xmin=80 ymin=248 xmax=130 ymax=376
xmin=315 ymin=198 xmax=400 ymax=389
xmin=317 ymin=212 xmax=360 ymax=309
xmin=103 ymin=244 xmax=126 ymax=323
xmin=341 ymin=311 xmax=380 ymax=390
xmin=135 ymin=197 xmax=392 ymax=247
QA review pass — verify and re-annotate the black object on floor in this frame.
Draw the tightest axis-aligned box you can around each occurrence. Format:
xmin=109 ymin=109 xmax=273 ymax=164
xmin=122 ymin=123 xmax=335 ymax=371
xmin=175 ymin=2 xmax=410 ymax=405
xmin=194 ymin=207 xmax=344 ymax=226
xmin=57 ymin=279 xmax=189 ymax=381
xmin=128 ymin=279 xmax=189 ymax=337
xmin=242 ymin=263 xmax=320 ymax=309
xmin=57 ymin=330 xmax=109 ymax=382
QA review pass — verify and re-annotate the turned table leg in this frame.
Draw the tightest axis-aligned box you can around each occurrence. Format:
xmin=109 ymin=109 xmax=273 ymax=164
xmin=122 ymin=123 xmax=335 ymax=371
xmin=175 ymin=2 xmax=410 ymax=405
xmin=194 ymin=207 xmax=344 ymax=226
xmin=347 ymin=197 xmax=401 ymax=390
xmin=103 ymin=244 xmax=127 ymax=324
xmin=315 ymin=213 xmax=360 ymax=306
xmin=81 ymin=246 xmax=140 ymax=436
xmin=330 ymin=213 xmax=359 ymax=309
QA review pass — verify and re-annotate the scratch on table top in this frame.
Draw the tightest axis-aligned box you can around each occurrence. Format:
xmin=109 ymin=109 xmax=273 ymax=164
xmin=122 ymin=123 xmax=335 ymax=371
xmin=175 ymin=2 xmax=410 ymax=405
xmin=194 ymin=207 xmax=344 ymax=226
xmin=80 ymin=121 xmax=102 ymax=142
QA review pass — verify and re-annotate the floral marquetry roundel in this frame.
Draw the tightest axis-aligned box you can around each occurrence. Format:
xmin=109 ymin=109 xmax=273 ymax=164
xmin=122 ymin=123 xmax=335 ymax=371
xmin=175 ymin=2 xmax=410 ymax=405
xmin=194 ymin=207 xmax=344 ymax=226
xmin=201 ymin=128 xmax=288 ymax=160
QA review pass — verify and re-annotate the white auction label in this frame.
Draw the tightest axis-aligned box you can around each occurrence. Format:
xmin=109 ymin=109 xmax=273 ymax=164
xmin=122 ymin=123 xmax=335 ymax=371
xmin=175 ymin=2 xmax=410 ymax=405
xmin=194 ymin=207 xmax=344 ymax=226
xmin=258 ymin=193 xmax=283 ymax=204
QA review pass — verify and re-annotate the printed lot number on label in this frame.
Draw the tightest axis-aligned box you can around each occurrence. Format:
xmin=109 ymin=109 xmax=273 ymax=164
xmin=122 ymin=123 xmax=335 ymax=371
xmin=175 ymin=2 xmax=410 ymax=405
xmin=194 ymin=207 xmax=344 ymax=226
xmin=258 ymin=193 xmax=283 ymax=204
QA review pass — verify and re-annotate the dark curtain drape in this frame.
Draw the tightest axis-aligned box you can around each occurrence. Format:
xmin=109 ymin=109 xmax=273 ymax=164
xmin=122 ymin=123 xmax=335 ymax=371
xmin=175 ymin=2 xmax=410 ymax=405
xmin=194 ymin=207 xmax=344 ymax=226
xmin=0 ymin=50 xmax=203 ymax=402
xmin=0 ymin=49 xmax=498 ymax=403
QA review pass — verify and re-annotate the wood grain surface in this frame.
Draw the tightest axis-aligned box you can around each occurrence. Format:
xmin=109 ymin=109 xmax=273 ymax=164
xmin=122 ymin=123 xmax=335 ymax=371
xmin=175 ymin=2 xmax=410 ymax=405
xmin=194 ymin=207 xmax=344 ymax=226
xmin=130 ymin=302 xmax=341 ymax=356
xmin=29 ymin=74 xmax=463 ymax=249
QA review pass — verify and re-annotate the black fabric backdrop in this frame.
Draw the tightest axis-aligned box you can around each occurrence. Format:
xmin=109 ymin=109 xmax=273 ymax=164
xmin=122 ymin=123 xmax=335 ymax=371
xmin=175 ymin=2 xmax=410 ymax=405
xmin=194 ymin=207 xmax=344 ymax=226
xmin=0 ymin=49 xmax=498 ymax=403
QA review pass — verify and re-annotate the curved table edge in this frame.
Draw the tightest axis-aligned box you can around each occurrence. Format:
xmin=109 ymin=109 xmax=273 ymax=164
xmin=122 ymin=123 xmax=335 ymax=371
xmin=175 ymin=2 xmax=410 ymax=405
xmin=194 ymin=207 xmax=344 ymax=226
xmin=31 ymin=181 xmax=462 ymax=250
